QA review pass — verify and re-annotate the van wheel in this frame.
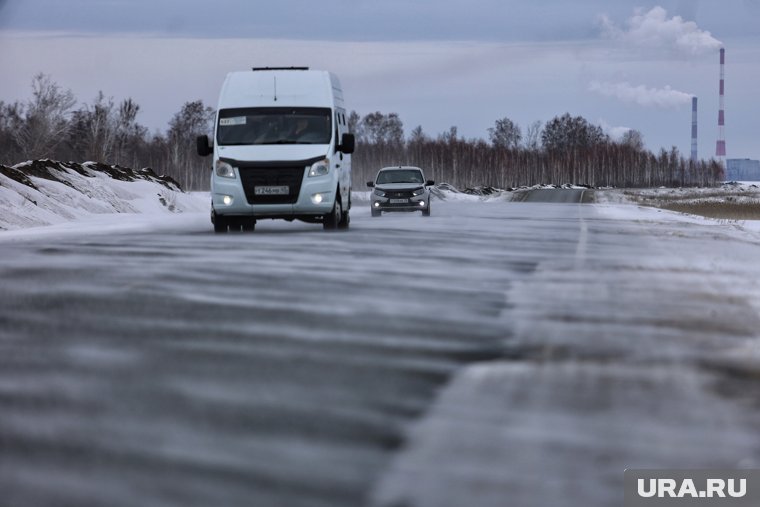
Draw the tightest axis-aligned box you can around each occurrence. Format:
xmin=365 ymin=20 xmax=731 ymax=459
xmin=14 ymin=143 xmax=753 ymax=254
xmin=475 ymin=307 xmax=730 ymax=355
xmin=324 ymin=199 xmax=341 ymax=230
xmin=214 ymin=216 xmax=228 ymax=233
xmin=338 ymin=209 xmax=350 ymax=229
xmin=242 ymin=220 xmax=256 ymax=232
xmin=422 ymin=206 xmax=431 ymax=217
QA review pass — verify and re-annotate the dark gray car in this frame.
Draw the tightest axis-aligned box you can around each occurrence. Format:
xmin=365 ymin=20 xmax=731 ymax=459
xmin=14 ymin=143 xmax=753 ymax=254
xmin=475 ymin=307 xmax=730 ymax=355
xmin=367 ymin=166 xmax=434 ymax=217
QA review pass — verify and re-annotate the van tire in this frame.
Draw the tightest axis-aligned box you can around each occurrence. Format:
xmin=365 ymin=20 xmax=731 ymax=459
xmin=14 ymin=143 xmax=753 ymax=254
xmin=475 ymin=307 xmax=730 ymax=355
xmin=323 ymin=199 xmax=341 ymax=230
xmin=338 ymin=209 xmax=350 ymax=229
xmin=214 ymin=216 xmax=228 ymax=233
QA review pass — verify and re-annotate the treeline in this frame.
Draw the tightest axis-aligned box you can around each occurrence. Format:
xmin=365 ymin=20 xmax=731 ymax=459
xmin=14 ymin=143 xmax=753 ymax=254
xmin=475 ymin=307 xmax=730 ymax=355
xmin=0 ymin=74 xmax=213 ymax=190
xmin=0 ymin=74 xmax=723 ymax=190
xmin=350 ymin=112 xmax=723 ymax=189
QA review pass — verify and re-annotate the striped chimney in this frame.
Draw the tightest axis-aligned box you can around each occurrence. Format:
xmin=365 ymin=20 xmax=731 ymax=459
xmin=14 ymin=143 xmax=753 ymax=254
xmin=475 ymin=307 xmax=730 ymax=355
xmin=715 ymin=48 xmax=726 ymax=162
xmin=691 ymin=96 xmax=698 ymax=162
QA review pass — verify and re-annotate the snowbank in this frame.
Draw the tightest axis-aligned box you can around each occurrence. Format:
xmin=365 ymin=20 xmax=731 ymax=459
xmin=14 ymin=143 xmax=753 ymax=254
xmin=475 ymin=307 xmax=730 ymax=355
xmin=0 ymin=160 xmax=207 ymax=231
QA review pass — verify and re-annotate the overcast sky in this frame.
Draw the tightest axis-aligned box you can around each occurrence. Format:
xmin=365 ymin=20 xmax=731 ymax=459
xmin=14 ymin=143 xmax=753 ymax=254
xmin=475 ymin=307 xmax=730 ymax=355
xmin=1 ymin=0 xmax=758 ymax=160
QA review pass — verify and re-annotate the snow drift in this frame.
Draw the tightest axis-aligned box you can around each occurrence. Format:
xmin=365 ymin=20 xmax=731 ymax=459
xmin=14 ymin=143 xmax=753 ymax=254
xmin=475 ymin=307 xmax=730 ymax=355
xmin=0 ymin=160 xmax=206 ymax=231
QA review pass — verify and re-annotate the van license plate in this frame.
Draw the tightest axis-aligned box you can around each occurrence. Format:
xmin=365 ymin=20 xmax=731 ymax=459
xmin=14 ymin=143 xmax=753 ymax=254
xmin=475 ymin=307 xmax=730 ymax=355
xmin=255 ymin=186 xmax=289 ymax=195
xmin=390 ymin=199 xmax=408 ymax=204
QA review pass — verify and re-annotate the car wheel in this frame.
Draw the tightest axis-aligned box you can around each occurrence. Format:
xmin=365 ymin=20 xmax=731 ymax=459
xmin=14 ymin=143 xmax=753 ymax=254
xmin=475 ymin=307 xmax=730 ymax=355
xmin=242 ymin=220 xmax=256 ymax=232
xmin=371 ymin=208 xmax=381 ymax=217
xmin=422 ymin=205 xmax=431 ymax=217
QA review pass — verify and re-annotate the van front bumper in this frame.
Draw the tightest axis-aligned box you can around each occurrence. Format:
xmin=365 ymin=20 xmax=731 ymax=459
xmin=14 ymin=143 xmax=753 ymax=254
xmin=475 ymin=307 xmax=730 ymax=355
xmin=212 ymin=177 xmax=335 ymax=217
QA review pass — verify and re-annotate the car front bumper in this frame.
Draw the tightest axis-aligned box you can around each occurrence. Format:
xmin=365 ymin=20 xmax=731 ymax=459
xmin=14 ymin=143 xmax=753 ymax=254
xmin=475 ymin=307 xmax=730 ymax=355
xmin=371 ymin=195 xmax=429 ymax=212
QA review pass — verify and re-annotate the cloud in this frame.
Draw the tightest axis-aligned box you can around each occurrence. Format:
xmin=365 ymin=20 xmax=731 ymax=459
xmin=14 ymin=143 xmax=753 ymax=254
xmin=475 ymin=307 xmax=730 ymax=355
xmin=598 ymin=119 xmax=632 ymax=141
xmin=599 ymin=6 xmax=722 ymax=56
xmin=589 ymin=81 xmax=693 ymax=109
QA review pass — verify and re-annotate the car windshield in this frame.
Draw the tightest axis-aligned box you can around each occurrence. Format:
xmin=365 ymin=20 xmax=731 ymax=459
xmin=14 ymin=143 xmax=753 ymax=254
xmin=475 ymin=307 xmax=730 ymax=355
xmin=216 ymin=107 xmax=332 ymax=146
xmin=376 ymin=169 xmax=424 ymax=184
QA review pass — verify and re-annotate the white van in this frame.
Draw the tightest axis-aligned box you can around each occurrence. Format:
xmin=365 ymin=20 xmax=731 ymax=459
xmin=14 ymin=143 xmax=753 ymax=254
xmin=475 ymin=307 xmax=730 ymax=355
xmin=197 ymin=67 xmax=355 ymax=232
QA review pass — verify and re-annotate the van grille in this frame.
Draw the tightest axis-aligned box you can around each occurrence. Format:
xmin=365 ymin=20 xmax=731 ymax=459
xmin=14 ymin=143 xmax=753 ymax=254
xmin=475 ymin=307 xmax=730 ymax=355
xmin=239 ymin=166 xmax=305 ymax=204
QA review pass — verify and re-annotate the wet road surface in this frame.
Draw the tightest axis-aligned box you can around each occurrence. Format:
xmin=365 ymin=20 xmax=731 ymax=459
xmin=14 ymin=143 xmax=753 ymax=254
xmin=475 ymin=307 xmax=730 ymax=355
xmin=2 ymin=191 xmax=760 ymax=506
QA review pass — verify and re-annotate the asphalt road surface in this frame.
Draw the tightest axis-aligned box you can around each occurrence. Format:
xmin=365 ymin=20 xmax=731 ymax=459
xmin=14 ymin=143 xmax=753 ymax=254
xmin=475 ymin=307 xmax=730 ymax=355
xmin=2 ymin=190 xmax=759 ymax=507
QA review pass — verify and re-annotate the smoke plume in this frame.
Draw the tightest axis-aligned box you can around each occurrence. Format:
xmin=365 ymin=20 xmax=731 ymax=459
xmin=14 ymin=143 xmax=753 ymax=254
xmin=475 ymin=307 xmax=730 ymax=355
xmin=599 ymin=6 xmax=722 ymax=56
xmin=589 ymin=81 xmax=693 ymax=109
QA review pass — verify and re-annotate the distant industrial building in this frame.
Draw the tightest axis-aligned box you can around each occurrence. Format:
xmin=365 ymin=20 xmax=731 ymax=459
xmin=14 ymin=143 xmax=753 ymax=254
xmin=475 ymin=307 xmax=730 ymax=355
xmin=726 ymin=158 xmax=760 ymax=181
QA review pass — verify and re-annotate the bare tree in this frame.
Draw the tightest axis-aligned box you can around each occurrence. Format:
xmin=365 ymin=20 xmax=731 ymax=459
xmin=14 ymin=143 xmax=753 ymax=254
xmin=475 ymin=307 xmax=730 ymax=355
xmin=620 ymin=129 xmax=645 ymax=151
xmin=488 ymin=117 xmax=521 ymax=149
xmin=541 ymin=113 xmax=608 ymax=151
xmin=13 ymin=74 xmax=76 ymax=160
xmin=359 ymin=111 xmax=404 ymax=145
xmin=114 ymin=98 xmax=147 ymax=167
xmin=438 ymin=126 xmax=459 ymax=144
xmin=80 ymin=92 xmax=118 ymax=162
xmin=347 ymin=111 xmax=361 ymax=136
xmin=165 ymin=100 xmax=215 ymax=190
xmin=408 ymin=125 xmax=427 ymax=144
xmin=524 ymin=120 xmax=542 ymax=150
xmin=0 ymin=101 xmax=24 ymax=164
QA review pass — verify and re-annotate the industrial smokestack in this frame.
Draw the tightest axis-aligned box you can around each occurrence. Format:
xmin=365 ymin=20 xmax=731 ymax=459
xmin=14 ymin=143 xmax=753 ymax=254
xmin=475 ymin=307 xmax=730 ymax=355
xmin=691 ymin=96 xmax=698 ymax=162
xmin=715 ymin=48 xmax=726 ymax=165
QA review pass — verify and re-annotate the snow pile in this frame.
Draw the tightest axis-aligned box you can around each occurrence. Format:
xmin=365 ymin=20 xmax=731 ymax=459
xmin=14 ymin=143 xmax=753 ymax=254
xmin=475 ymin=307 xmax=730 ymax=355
xmin=0 ymin=160 xmax=207 ymax=231
xmin=430 ymin=184 xmax=502 ymax=202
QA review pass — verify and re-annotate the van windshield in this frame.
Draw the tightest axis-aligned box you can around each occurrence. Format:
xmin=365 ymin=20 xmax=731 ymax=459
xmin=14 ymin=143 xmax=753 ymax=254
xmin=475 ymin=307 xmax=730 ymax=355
xmin=216 ymin=107 xmax=332 ymax=146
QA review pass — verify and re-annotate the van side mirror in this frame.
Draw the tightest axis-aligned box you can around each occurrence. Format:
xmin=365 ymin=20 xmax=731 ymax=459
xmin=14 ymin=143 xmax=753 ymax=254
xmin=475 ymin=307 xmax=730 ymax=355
xmin=426 ymin=180 xmax=435 ymax=186
xmin=367 ymin=181 xmax=375 ymax=188
xmin=339 ymin=133 xmax=355 ymax=154
xmin=197 ymin=135 xmax=213 ymax=157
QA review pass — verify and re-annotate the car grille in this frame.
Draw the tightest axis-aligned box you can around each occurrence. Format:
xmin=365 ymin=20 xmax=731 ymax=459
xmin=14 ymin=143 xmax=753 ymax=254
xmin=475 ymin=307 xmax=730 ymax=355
xmin=384 ymin=190 xmax=416 ymax=198
xmin=239 ymin=166 xmax=305 ymax=204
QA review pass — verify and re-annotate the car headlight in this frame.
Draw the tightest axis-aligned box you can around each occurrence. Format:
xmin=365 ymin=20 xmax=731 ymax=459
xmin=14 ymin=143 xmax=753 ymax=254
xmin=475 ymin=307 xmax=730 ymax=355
xmin=374 ymin=189 xmax=387 ymax=197
xmin=215 ymin=160 xmax=236 ymax=179
xmin=412 ymin=187 xmax=425 ymax=196
xmin=308 ymin=160 xmax=330 ymax=177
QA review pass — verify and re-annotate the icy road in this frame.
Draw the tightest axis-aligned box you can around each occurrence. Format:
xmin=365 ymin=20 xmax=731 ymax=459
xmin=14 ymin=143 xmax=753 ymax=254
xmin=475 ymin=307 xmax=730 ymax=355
xmin=2 ymin=191 xmax=760 ymax=507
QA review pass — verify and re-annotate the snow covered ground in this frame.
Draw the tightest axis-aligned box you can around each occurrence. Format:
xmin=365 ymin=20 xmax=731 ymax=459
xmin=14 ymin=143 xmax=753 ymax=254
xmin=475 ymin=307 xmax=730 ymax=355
xmin=595 ymin=183 xmax=760 ymax=221
xmin=595 ymin=188 xmax=760 ymax=235
xmin=0 ymin=160 xmax=207 ymax=232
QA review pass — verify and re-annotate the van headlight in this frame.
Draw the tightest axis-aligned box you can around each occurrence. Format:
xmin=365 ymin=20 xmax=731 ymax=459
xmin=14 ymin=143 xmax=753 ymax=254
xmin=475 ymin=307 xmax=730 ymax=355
xmin=215 ymin=160 xmax=236 ymax=179
xmin=308 ymin=160 xmax=330 ymax=177
xmin=412 ymin=188 xmax=425 ymax=196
